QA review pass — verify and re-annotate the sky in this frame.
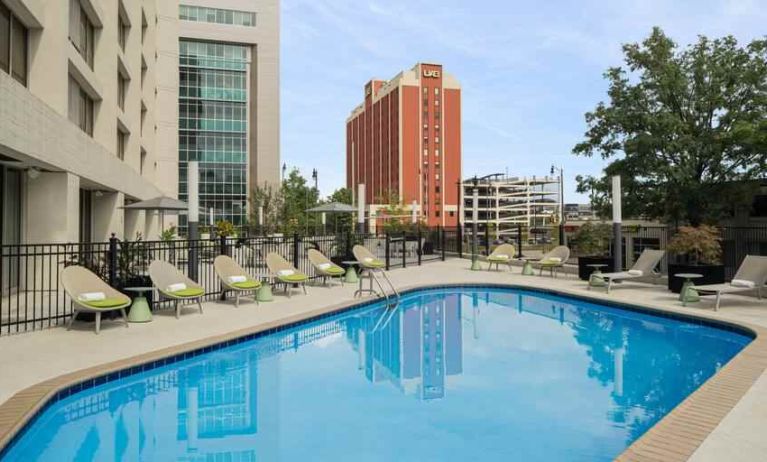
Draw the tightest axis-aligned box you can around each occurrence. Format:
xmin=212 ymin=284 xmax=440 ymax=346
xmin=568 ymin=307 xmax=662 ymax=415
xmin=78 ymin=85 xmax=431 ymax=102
xmin=280 ymin=0 xmax=767 ymax=202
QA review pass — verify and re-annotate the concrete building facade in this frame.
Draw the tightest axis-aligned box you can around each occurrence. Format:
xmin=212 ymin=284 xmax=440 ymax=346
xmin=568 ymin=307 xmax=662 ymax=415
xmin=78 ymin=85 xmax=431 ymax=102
xmin=346 ymin=63 xmax=461 ymax=229
xmin=0 ymin=0 xmax=280 ymax=243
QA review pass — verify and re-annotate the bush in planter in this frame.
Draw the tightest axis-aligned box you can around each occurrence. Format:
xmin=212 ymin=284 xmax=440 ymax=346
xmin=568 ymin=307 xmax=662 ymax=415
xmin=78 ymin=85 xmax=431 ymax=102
xmin=571 ymin=222 xmax=614 ymax=280
xmin=667 ymin=225 xmax=724 ymax=292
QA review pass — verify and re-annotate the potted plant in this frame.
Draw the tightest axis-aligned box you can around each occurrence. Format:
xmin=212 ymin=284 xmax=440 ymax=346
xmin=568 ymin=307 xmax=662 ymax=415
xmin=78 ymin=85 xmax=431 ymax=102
xmin=571 ymin=221 xmax=614 ymax=280
xmin=199 ymin=225 xmax=211 ymax=240
xmin=667 ymin=225 xmax=724 ymax=293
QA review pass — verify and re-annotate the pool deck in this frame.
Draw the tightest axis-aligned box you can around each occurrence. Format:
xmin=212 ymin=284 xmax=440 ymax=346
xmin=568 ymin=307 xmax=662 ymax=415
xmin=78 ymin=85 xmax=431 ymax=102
xmin=0 ymin=258 xmax=766 ymax=461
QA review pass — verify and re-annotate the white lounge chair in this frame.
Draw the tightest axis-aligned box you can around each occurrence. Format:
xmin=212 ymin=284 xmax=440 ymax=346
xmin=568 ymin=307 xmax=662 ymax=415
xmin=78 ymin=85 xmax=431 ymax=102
xmin=486 ymin=243 xmax=516 ymax=271
xmin=61 ymin=265 xmax=131 ymax=334
xmin=695 ymin=255 xmax=767 ymax=310
xmin=214 ymin=255 xmax=261 ymax=307
xmin=591 ymin=249 xmax=665 ymax=294
xmin=534 ymin=246 xmax=571 ymax=278
xmin=148 ymin=260 xmax=205 ymax=318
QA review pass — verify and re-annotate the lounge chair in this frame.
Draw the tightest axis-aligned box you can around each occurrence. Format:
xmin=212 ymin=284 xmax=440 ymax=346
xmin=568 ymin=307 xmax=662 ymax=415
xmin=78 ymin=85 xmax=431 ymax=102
xmin=61 ymin=265 xmax=131 ymax=334
xmin=534 ymin=246 xmax=571 ymax=277
xmin=148 ymin=260 xmax=205 ymax=318
xmin=265 ymin=252 xmax=309 ymax=297
xmin=695 ymin=255 xmax=767 ymax=310
xmin=213 ymin=255 xmax=262 ymax=307
xmin=352 ymin=244 xmax=401 ymax=300
xmin=307 ymin=249 xmax=346 ymax=286
xmin=486 ymin=243 xmax=516 ymax=271
xmin=590 ymin=249 xmax=665 ymax=294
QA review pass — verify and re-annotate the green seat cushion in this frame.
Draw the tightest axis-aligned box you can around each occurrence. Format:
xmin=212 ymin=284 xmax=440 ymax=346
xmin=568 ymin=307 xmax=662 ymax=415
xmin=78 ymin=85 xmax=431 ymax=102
xmin=82 ymin=298 xmax=127 ymax=309
xmin=278 ymin=273 xmax=308 ymax=283
xmin=169 ymin=287 xmax=205 ymax=297
xmin=324 ymin=266 xmax=345 ymax=275
xmin=540 ymin=259 xmax=562 ymax=266
xmin=488 ymin=256 xmax=511 ymax=262
xmin=363 ymin=259 xmax=385 ymax=268
xmin=232 ymin=280 xmax=261 ymax=290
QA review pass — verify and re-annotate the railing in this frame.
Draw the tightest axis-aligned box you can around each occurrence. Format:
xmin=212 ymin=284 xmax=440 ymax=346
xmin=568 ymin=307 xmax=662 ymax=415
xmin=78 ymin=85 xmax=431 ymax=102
xmin=0 ymin=228 xmax=458 ymax=335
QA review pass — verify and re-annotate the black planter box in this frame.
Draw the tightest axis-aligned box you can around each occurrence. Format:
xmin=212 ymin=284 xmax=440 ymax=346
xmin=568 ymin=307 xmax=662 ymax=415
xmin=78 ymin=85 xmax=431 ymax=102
xmin=577 ymin=256 xmax=614 ymax=281
xmin=667 ymin=263 xmax=725 ymax=293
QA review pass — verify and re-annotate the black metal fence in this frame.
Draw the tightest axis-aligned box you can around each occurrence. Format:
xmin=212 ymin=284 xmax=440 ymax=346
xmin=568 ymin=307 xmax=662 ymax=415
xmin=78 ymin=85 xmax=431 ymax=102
xmin=0 ymin=228 xmax=459 ymax=335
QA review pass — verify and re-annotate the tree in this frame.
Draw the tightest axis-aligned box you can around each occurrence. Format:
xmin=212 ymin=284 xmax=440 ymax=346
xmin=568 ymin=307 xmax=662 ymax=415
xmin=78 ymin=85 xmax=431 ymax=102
xmin=279 ymin=169 xmax=320 ymax=235
xmin=573 ymin=28 xmax=767 ymax=225
xmin=326 ymin=187 xmax=354 ymax=233
xmin=251 ymin=182 xmax=283 ymax=235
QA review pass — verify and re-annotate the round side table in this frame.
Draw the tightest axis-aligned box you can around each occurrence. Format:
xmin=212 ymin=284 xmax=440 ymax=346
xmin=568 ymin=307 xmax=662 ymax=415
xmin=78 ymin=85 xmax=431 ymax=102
xmin=253 ymin=273 xmax=274 ymax=302
xmin=675 ymin=273 xmax=703 ymax=306
xmin=587 ymin=264 xmax=608 ymax=287
xmin=519 ymin=257 xmax=537 ymax=276
xmin=342 ymin=261 xmax=361 ymax=284
xmin=123 ymin=287 xmax=153 ymax=323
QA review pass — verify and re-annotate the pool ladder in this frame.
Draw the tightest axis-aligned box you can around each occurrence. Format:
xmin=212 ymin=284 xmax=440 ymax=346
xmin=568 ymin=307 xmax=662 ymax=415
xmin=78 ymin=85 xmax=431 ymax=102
xmin=356 ymin=267 xmax=400 ymax=309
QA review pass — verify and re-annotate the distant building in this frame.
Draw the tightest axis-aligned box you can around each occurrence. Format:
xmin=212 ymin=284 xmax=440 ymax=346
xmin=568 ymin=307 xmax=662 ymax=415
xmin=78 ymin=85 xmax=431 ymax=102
xmin=346 ymin=63 xmax=461 ymax=229
xmin=564 ymin=203 xmax=596 ymax=221
xmin=462 ymin=174 xmax=561 ymax=242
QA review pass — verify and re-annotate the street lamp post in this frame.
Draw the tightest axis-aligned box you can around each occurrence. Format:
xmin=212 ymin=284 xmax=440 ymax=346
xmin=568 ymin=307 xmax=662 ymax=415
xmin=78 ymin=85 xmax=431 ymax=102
xmin=551 ymin=165 xmax=565 ymax=246
xmin=281 ymin=163 xmax=286 ymax=182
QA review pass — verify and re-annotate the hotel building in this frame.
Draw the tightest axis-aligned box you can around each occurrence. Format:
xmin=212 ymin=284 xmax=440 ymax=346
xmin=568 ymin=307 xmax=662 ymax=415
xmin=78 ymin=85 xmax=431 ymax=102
xmin=0 ymin=0 xmax=279 ymax=244
xmin=177 ymin=0 xmax=280 ymax=232
xmin=346 ymin=63 xmax=461 ymax=229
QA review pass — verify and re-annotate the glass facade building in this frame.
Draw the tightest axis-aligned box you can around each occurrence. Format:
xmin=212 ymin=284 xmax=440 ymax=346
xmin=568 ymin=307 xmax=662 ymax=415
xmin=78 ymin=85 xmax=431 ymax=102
xmin=179 ymin=40 xmax=249 ymax=232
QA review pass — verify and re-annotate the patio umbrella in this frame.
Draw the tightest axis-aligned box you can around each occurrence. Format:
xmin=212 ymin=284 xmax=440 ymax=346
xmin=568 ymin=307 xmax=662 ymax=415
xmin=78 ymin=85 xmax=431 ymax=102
xmin=122 ymin=196 xmax=188 ymax=231
xmin=306 ymin=202 xmax=356 ymax=233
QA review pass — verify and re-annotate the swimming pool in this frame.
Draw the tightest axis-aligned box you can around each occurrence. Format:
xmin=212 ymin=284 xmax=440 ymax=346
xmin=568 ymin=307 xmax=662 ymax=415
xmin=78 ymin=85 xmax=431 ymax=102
xmin=0 ymin=286 xmax=752 ymax=461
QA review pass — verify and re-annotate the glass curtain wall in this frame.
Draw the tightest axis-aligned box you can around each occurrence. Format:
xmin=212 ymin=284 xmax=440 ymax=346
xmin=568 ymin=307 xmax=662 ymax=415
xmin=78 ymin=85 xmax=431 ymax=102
xmin=178 ymin=40 xmax=249 ymax=235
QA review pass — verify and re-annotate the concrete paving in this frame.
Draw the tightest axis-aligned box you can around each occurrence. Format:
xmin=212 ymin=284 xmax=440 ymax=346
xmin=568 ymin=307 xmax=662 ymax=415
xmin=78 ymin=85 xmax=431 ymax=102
xmin=0 ymin=258 xmax=764 ymax=461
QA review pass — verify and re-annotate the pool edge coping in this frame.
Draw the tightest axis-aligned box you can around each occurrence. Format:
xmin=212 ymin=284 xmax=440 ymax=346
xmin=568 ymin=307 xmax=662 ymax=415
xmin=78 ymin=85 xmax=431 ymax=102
xmin=0 ymin=282 xmax=764 ymax=462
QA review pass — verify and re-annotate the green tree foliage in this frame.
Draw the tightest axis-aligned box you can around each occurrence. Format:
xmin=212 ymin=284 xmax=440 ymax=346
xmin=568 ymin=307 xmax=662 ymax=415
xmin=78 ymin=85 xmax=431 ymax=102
xmin=574 ymin=28 xmax=767 ymax=225
xmin=326 ymin=187 xmax=354 ymax=233
xmin=250 ymin=182 xmax=284 ymax=235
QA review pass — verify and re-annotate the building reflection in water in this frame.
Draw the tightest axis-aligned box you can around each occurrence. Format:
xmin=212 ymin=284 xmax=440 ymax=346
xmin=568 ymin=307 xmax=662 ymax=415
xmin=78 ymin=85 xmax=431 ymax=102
xmin=343 ymin=293 xmax=465 ymax=400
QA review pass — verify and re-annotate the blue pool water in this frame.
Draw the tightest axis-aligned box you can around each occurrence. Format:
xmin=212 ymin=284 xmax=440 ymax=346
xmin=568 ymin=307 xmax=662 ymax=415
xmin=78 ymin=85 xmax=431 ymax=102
xmin=1 ymin=287 xmax=751 ymax=461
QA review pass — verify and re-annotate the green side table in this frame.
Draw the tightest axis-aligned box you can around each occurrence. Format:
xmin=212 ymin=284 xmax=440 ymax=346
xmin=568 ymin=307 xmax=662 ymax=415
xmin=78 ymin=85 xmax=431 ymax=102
xmin=342 ymin=261 xmax=360 ymax=284
xmin=257 ymin=281 xmax=274 ymax=302
xmin=675 ymin=273 xmax=702 ymax=306
xmin=587 ymin=264 xmax=608 ymax=287
xmin=520 ymin=258 xmax=536 ymax=276
xmin=124 ymin=287 xmax=153 ymax=323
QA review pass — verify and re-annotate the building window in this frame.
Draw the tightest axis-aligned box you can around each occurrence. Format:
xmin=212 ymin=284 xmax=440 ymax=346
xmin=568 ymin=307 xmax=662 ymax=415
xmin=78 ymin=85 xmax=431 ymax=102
xmin=117 ymin=128 xmax=127 ymax=160
xmin=423 ymin=87 xmax=428 ymax=94
xmin=435 ymin=88 xmax=440 ymax=95
xmin=435 ymin=149 xmax=440 ymax=157
xmin=449 ymin=211 xmax=455 ymax=217
xmin=435 ymin=186 xmax=440 ymax=193
xmin=117 ymin=5 xmax=128 ymax=52
xmin=0 ymin=3 xmax=28 ymax=86
xmin=423 ymin=149 xmax=428 ymax=157
xmin=436 ymin=210 xmax=440 ymax=217
xmin=141 ymin=10 xmax=147 ymax=44
xmin=68 ymin=76 xmax=94 ymax=135
xmin=179 ymin=5 xmax=256 ymax=27
xmin=69 ymin=0 xmax=95 ymax=68
xmin=435 ymin=136 xmax=440 ymax=144
xmin=117 ymin=72 xmax=127 ymax=111
xmin=435 ymin=99 xmax=440 ymax=106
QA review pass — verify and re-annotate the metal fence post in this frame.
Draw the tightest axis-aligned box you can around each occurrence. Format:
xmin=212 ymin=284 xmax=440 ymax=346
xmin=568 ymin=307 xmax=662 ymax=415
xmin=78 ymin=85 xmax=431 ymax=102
xmin=108 ymin=233 xmax=118 ymax=287
xmin=484 ymin=226 xmax=490 ymax=255
xmin=441 ymin=226 xmax=446 ymax=261
xmin=417 ymin=227 xmax=422 ymax=266
xmin=385 ymin=233 xmax=391 ymax=270
xmin=457 ymin=224 xmax=463 ymax=258
xmin=402 ymin=232 xmax=407 ymax=268
xmin=517 ymin=225 xmax=523 ymax=258
xmin=292 ymin=233 xmax=300 ymax=269
xmin=219 ymin=235 xmax=228 ymax=300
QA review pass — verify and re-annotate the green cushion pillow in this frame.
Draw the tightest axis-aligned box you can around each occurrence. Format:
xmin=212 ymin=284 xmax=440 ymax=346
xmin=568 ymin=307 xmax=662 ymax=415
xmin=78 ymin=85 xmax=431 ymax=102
xmin=232 ymin=280 xmax=261 ymax=289
xmin=83 ymin=298 xmax=127 ymax=309
xmin=279 ymin=273 xmax=308 ymax=282
xmin=170 ymin=287 xmax=205 ymax=297
xmin=324 ymin=266 xmax=345 ymax=275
